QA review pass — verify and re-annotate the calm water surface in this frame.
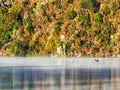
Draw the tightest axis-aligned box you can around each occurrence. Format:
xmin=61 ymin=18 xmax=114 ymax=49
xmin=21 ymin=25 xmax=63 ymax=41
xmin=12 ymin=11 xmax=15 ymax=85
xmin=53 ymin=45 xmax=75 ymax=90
xmin=0 ymin=67 xmax=120 ymax=90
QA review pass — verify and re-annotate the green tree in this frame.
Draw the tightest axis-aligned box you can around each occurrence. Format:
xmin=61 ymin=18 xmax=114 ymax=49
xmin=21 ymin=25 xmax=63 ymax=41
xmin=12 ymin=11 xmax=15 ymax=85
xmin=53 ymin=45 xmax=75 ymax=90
xmin=67 ymin=0 xmax=74 ymax=4
xmin=67 ymin=10 xmax=77 ymax=20
xmin=94 ymin=13 xmax=103 ymax=26
xmin=80 ymin=0 xmax=97 ymax=9
xmin=79 ymin=15 xmax=91 ymax=28
xmin=23 ymin=18 xmax=34 ymax=35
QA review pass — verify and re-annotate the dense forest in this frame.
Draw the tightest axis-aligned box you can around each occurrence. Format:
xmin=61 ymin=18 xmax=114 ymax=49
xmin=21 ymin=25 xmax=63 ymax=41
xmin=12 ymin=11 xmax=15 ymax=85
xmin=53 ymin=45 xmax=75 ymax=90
xmin=0 ymin=0 xmax=120 ymax=57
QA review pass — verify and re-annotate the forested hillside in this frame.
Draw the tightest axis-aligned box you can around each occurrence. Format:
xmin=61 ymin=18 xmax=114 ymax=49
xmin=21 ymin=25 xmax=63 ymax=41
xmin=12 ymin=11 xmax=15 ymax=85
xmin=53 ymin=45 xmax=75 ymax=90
xmin=0 ymin=0 xmax=120 ymax=57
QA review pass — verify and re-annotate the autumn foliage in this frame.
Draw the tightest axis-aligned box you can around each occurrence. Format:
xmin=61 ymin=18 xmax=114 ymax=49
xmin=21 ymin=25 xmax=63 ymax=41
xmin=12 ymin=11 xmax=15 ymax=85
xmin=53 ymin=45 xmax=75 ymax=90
xmin=0 ymin=0 xmax=120 ymax=57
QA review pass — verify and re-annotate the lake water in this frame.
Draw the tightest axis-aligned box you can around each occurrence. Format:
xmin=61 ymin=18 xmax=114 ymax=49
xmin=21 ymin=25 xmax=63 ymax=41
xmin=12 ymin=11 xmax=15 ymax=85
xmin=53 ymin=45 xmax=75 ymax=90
xmin=0 ymin=67 xmax=120 ymax=90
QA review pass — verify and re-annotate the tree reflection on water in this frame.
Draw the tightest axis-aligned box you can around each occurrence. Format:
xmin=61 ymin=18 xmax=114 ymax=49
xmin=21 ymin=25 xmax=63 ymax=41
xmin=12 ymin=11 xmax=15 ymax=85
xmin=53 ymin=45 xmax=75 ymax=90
xmin=0 ymin=67 xmax=120 ymax=90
